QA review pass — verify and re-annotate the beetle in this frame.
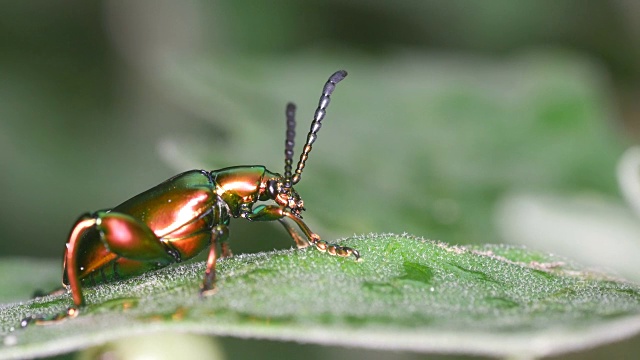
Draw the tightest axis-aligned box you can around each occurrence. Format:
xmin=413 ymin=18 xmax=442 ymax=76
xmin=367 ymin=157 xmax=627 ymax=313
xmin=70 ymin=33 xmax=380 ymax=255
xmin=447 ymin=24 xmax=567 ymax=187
xmin=62 ymin=70 xmax=359 ymax=309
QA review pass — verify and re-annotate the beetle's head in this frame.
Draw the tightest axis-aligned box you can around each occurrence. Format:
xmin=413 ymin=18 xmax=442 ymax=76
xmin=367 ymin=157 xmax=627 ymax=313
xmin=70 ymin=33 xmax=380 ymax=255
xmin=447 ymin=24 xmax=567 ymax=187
xmin=265 ymin=177 xmax=305 ymax=218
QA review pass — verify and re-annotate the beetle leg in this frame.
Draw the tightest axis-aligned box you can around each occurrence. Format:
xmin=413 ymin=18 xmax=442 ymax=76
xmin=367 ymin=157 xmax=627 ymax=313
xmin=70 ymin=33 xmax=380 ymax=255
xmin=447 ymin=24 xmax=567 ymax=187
xmin=65 ymin=214 xmax=99 ymax=308
xmin=277 ymin=219 xmax=310 ymax=248
xmin=65 ymin=211 xmax=181 ymax=307
xmin=220 ymin=238 xmax=233 ymax=259
xmin=201 ymin=224 xmax=229 ymax=297
xmin=95 ymin=211 xmax=181 ymax=263
xmin=247 ymin=205 xmax=360 ymax=260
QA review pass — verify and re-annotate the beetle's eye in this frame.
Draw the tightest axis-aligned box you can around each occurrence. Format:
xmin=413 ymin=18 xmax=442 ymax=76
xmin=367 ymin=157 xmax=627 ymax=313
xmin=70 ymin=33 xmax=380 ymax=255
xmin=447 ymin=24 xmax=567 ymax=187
xmin=267 ymin=180 xmax=278 ymax=197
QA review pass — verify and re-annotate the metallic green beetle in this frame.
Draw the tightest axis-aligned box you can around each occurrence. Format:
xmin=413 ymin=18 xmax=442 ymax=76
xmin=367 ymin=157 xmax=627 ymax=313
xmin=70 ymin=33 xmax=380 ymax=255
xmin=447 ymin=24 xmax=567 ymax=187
xmin=63 ymin=70 xmax=359 ymax=308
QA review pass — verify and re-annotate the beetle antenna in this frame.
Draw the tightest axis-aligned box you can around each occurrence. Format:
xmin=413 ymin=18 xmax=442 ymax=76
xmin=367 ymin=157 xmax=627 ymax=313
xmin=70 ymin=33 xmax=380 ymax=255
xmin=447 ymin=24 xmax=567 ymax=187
xmin=283 ymin=102 xmax=296 ymax=189
xmin=292 ymin=70 xmax=347 ymax=185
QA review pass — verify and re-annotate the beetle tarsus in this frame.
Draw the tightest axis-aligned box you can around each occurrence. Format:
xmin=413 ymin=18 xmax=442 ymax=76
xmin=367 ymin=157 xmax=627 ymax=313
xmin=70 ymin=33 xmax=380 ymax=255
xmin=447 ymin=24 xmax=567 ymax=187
xmin=199 ymin=275 xmax=217 ymax=298
xmin=310 ymin=239 xmax=360 ymax=261
xmin=20 ymin=306 xmax=79 ymax=328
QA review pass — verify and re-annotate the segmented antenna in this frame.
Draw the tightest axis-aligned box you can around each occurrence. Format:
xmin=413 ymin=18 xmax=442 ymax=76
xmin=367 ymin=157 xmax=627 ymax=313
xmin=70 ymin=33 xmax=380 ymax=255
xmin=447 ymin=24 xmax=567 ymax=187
xmin=291 ymin=70 xmax=347 ymax=185
xmin=283 ymin=103 xmax=296 ymax=188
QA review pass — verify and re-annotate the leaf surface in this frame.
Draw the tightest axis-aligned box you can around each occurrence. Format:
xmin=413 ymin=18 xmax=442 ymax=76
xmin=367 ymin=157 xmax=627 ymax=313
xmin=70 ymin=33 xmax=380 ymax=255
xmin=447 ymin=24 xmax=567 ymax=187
xmin=1 ymin=234 xmax=639 ymax=359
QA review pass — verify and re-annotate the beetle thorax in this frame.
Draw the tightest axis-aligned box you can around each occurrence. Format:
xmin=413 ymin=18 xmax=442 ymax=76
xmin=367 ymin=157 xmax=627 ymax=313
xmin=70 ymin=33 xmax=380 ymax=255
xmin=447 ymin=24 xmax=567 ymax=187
xmin=211 ymin=166 xmax=269 ymax=216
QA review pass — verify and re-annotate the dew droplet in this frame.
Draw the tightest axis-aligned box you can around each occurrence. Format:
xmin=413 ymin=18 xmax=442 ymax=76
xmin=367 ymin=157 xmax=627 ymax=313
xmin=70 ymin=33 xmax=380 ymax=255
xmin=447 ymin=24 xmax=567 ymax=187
xmin=430 ymin=287 xmax=435 ymax=292
xmin=20 ymin=318 xmax=31 ymax=328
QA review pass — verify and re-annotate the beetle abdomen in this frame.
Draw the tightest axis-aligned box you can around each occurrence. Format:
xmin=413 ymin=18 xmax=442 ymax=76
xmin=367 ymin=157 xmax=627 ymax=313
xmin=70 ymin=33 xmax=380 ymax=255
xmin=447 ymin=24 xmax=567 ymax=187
xmin=113 ymin=170 xmax=216 ymax=238
xmin=64 ymin=170 xmax=218 ymax=286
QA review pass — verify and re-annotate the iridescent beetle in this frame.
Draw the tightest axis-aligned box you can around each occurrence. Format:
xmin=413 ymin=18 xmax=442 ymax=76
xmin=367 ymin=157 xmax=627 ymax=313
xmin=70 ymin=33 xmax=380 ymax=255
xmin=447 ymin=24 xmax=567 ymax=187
xmin=63 ymin=70 xmax=359 ymax=309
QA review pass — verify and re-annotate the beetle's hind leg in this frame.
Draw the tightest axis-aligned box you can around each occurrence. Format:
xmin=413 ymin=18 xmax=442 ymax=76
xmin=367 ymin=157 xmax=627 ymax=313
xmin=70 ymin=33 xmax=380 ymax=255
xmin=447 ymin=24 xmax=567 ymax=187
xmin=64 ymin=211 xmax=181 ymax=308
xmin=29 ymin=211 xmax=171 ymax=326
xmin=22 ymin=288 xmax=78 ymax=327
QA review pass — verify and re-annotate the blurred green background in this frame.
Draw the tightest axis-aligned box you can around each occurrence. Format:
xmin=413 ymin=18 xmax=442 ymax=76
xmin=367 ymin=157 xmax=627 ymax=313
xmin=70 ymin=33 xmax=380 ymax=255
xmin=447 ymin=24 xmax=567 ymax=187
xmin=1 ymin=0 xmax=639 ymax=359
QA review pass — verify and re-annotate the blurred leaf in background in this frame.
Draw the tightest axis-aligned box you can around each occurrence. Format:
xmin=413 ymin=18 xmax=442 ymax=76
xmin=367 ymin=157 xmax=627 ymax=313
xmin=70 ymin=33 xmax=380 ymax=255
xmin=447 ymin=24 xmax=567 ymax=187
xmin=158 ymin=51 xmax=622 ymax=241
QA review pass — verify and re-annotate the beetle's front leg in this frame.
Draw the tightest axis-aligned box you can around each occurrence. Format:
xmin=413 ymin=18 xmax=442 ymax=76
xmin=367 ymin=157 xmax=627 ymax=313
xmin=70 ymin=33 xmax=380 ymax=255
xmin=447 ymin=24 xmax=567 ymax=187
xmin=245 ymin=205 xmax=360 ymax=260
xmin=277 ymin=219 xmax=311 ymax=249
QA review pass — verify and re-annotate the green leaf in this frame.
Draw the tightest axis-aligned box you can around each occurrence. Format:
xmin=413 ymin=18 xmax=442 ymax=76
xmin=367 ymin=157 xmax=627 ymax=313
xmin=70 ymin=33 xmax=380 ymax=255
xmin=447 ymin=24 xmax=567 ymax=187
xmin=2 ymin=234 xmax=640 ymax=359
